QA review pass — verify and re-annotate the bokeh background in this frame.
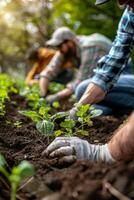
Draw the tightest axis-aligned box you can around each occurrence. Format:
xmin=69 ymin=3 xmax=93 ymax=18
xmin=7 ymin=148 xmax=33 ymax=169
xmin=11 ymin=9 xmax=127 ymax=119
xmin=0 ymin=0 xmax=124 ymax=76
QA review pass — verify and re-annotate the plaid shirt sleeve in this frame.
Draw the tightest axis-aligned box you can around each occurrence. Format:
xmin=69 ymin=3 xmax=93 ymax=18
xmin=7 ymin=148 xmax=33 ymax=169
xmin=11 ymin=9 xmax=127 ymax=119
xmin=91 ymin=7 xmax=134 ymax=92
xmin=42 ymin=51 xmax=64 ymax=81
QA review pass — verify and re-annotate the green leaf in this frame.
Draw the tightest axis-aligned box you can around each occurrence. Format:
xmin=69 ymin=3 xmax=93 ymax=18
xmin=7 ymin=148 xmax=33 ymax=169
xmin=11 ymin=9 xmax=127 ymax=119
xmin=60 ymin=119 xmax=75 ymax=129
xmin=38 ymin=106 xmax=50 ymax=119
xmin=76 ymin=104 xmax=90 ymax=118
xmin=9 ymin=174 xmax=21 ymax=185
xmin=51 ymin=111 xmax=69 ymax=121
xmin=36 ymin=120 xmax=54 ymax=135
xmin=78 ymin=130 xmax=89 ymax=136
xmin=19 ymin=110 xmax=41 ymax=122
xmin=54 ymin=130 xmax=63 ymax=137
xmin=48 ymin=82 xmax=65 ymax=93
xmin=90 ymin=109 xmax=103 ymax=118
xmin=52 ymin=101 xmax=60 ymax=109
xmin=10 ymin=161 xmax=34 ymax=184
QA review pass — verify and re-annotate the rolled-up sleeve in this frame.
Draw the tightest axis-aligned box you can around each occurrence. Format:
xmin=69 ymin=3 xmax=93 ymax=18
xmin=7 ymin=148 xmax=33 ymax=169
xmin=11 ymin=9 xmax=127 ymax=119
xmin=91 ymin=8 xmax=134 ymax=92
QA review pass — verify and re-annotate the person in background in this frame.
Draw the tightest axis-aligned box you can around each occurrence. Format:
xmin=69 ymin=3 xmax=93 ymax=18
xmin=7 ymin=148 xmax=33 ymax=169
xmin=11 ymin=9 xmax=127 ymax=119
xmin=44 ymin=0 xmax=134 ymax=164
xmin=26 ymin=47 xmax=75 ymax=86
xmin=40 ymin=27 xmax=133 ymax=115
xmin=39 ymin=27 xmax=113 ymax=100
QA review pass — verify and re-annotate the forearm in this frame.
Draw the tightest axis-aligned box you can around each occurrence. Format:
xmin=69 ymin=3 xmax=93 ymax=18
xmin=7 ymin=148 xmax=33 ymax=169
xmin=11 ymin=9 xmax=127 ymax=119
xmin=57 ymin=88 xmax=73 ymax=99
xmin=78 ymin=83 xmax=106 ymax=105
xmin=108 ymin=112 xmax=134 ymax=161
xmin=39 ymin=77 xmax=49 ymax=96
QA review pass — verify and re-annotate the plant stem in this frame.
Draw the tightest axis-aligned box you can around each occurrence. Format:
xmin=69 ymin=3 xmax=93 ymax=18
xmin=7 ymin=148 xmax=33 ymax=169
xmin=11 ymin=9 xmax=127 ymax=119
xmin=11 ymin=183 xmax=17 ymax=200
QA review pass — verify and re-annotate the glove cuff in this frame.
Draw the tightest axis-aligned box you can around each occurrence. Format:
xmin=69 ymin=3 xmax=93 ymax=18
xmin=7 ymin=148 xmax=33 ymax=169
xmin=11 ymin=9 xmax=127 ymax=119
xmin=83 ymin=141 xmax=115 ymax=163
xmin=99 ymin=144 xmax=116 ymax=163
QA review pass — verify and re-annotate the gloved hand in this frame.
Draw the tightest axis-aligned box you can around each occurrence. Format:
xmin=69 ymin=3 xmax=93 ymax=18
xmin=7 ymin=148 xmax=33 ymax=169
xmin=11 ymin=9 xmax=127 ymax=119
xmin=68 ymin=107 xmax=78 ymax=121
xmin=44 ymin=137 xmax=115 ymax=164
xmin=46 ymin=94 xmax=60 ymax=105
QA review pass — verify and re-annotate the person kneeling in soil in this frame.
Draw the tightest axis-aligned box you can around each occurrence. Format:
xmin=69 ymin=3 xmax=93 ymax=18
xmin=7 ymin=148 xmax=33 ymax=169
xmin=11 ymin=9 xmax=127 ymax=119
xmin=39 ymin=27 xmax=133 ymax=114
xmin=25 ymin=47 xmax=75 ymax=86
xmin=44 ymin=0 xmax=134 ymax=163
xmin=59 ymin=0 xmax=134 ymax=117
xmin=44 ymin=111 xmax=134 ymax=164
xmin=39 ymin=27 xmax=113 ymax=102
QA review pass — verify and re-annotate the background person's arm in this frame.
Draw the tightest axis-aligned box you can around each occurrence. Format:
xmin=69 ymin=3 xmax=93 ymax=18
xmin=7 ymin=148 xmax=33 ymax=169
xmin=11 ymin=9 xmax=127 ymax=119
xmin=39 ymin=51 xmax=64 ymax=96
xmin=25 ymin=63 xmax=39 ymax=85
xmin=57 ymin=87 xmax=73 ymax=99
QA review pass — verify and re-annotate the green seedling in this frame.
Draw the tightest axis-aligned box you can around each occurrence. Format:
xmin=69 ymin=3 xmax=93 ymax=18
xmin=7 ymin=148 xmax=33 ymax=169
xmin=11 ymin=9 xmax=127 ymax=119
xmin=19 ymin=84 xmax=46 ymax=110
xmin=0 ymin=154 xmax=34 ymax=200
xmin=48 ymin=82 xmax=65 ymax=94
xmin=19 ymin=106 xmax=54 ymax=141
xmin=55 ymin=105 xmax=102 ymax=137
xmin=54 ymin=130 xmax=63 ymax=137
xmin=13 ymin=121 xmax=22 ymax=128
xmin=76 ymin=104 xmax=102 ymax=137
xmin=0 ymin=88 xmax=9 ymax=116
xmin=0 ymin=74 xmax=18 ymax=116
xmin=60 ymin=118 xmax=76 ymax=136
xmin=52 ymin=101 xmax=60 ymax=109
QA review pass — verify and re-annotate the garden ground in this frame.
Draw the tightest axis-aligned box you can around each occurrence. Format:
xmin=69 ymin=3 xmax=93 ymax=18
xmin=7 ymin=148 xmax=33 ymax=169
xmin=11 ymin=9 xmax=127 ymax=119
xmin=0 ymin=93 xmax=134 ymax=200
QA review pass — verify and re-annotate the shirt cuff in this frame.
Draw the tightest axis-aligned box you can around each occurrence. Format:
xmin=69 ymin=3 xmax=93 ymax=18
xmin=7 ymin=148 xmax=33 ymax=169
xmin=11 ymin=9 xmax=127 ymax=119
xmin=90 ymin=74 xmax=113 ymax=92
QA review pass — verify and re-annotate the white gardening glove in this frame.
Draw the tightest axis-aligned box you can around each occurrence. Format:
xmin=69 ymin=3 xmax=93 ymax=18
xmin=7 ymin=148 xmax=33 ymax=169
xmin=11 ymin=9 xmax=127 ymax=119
xmin=44 ymin=137 xmax=115 ymax=164
xmin=68 ymin=106 xmax=79 ymax=121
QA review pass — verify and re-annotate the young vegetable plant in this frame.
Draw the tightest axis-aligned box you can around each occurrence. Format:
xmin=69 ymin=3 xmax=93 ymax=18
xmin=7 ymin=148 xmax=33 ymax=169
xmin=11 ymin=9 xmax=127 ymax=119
xmin=76 ymin=104 xmax=102 ymax=136
xmin=0 ymin=74 xmax=17 ymax=116
xmin=19 ymin=109 xmax=69 ymax=142
xmin=19 ymin=105 xmax=54 ymax=143
xmin=19 ymin=106 xmax=53 ymax=131
xmin=19 ymin=83 xmax=45 ymax=110
xmin=0 ymin=154 xmax=34 ymax=200
xmin=59 ymin=118 xmax=76 ymax=136
xmin=13 ymin=120 xmax=22 ymax=128
xmin=55 ymin=105 xmax=102 ymax=137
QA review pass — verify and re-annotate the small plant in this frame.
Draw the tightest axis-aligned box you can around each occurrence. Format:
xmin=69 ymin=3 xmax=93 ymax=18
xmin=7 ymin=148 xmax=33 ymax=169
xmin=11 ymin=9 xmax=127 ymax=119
xmin=76 ymin=104 xmax=102 ymax=136
xmin=0 ymin=154 xmax=34 ymax=200
xmin=56 ymin=105 xmax=102 ymax=137
xmin=13 ymin=120 xmax=22 ymax=128
xmin=0 ymin=74 xmax=18 ymax=116
xmin=60 ymin=118 xmax=76 ymax=136
xmin=19 ymin=106 xmax=54 ymax=141
xmin=52 ymin=101 xmax=60 ymax=109
xmin=48 ymin=82 xmax=65 ymax=94
xmin=19 ymin=84 xmax=46 ymax=110
xmin=19 ymin=109 xmax=69 ymax=143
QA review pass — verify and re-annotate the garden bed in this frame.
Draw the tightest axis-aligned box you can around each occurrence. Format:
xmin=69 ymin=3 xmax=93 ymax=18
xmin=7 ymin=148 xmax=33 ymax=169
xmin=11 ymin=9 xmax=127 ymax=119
xmin=0 ymin=93 xmax=134 ymax=200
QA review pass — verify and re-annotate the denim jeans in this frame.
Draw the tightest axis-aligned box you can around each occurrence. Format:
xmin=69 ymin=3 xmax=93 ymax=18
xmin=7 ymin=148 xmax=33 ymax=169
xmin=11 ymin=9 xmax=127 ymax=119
xmin=75 ymin=74 xmax=134 ymax=115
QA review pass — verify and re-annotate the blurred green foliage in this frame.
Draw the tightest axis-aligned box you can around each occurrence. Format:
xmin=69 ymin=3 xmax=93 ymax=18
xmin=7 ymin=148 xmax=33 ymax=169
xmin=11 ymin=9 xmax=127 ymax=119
xmin=0 ymin=0 xmax=128 ymax=75
xmin=52 ymin=0 xmax=123 ymax=39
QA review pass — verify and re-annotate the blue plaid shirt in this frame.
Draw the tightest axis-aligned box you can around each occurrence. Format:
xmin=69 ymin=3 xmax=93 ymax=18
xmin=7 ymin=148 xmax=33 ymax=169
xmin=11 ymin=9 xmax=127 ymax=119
xmin=91 ymin=7 xmax=134 ymax=92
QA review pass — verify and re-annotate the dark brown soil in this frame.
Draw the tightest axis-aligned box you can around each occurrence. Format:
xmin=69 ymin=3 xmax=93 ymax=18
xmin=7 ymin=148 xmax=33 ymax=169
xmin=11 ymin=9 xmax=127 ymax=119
xmin=0 ymin=93 xmax=133 ymax=200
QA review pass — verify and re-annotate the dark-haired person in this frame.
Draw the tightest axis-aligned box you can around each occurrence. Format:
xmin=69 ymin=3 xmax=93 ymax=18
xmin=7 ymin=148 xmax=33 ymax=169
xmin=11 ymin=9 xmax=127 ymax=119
xmin=26 ymin=47 xmax=75 ymax=86
xmin=39 ymin=27 xmax=113 ymax=98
